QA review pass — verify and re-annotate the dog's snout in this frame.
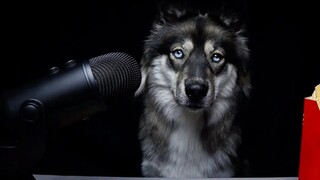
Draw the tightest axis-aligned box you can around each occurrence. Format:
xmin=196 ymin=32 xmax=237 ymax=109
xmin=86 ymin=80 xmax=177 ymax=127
xmin=185 ymin=81 xmax=208 ymax=102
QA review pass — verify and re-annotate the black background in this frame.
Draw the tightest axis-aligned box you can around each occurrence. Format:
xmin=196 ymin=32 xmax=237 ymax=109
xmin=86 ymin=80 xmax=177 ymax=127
xmin=1 ymin=0 xmax=319 ymax=178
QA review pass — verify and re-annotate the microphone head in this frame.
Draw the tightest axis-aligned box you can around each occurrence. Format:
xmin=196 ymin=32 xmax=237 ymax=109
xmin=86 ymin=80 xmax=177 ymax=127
xmin=89 ymin=52 xmax=141 ymax=101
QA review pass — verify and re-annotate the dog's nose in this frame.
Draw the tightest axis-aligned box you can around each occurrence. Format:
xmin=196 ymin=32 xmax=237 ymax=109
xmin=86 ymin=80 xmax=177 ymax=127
xmin=185 ymin=82 xmax=208 ymax=102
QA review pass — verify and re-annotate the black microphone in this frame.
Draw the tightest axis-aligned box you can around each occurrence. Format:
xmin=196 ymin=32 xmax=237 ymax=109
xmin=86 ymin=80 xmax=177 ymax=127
xmin=0 ymin=52 xmax=142 ymax=132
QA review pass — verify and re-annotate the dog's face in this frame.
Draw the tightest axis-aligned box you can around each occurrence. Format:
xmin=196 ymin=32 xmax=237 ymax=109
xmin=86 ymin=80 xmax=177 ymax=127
xmin=136 ymin=7 xmax=250 ymax=111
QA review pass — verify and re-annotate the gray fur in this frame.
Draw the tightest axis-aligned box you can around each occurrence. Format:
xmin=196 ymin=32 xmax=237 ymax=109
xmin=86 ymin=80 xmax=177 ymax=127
xmin=136 ymin=7 xmax=250 ymax=178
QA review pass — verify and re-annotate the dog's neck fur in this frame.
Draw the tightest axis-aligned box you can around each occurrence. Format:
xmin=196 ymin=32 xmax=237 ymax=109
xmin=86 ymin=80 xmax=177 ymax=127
xmin=139 ymin=80 xmax=241 ymax=177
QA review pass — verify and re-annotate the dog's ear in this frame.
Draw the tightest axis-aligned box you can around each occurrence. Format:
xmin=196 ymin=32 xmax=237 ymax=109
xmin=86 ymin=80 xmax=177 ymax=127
xmin=220 ymin=12 xmax=245 ymax=34
xmin=154 ymin=2 xmax=194 ymax=26
xmin=206 ymin=1 xmax=248 ymax=34
xmin=207 ymin=9 xmax=245 ymax=34
xmin=221 ymin=13 xmax=241 ymax=29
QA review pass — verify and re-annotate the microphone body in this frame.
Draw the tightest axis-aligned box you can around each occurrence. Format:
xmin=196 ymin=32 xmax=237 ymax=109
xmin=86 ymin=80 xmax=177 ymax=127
xmin=0 ymin=52 xmax=141 ymax=142
xmin=0 ymin=52 xmax=141 ymax=176
xmin=1 ymin=60 xmax=106 ymax=130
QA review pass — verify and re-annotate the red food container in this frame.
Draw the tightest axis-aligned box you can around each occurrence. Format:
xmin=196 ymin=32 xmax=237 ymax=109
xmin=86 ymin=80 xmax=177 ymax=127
xmin=299 ymin=97 xmax=320 ymax=180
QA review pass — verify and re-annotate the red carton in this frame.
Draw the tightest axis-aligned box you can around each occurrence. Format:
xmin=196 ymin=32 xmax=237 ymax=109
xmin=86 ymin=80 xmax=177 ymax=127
xmin=299 ymin=96 xmax=320 ymax=180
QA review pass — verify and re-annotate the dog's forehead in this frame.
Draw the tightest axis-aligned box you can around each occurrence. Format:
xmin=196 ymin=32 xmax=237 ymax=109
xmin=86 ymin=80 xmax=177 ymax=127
xmin=192 ymin=16 xmax=224 ymax=31
xmin=170 ymin=16 xmax=229 ymax=45
xmin=182 ymin=40 xmax=194 ymax=51
xmin=170 ymin=39 xmax=194 ymax=51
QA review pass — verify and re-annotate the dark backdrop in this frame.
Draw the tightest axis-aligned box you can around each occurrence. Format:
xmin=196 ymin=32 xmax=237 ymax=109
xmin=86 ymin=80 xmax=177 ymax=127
xmin=1 ymin=0 xmax=319 ymax=178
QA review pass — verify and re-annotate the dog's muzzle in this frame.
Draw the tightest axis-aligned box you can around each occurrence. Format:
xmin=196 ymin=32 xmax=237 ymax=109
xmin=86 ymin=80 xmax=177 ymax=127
xmin=185 ymin=80 xmax=208 ymax=108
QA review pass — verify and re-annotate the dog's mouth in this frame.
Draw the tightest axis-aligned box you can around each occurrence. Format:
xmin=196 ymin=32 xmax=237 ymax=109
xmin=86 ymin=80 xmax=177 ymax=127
xmin=175 ymin=93 xmax=210 ymax=111
xmin=185 ymin=103 xmax=204 ymax=110
xmin=175 ymin=98 xmax=206 ymax=111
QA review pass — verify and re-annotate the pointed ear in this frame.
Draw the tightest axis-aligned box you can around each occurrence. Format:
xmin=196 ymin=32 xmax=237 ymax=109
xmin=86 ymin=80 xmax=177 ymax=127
xmin=204 ymin=1 xmax=247 ymax=33
xmin=159 ymin=7 xmax=186 ymax=24
xmin=219 ymin=10 xmax=245 ymax=34
xmin=154 ymin=3 xmax=191 ymax=26
xmin=219 ymin=2 xmax=249 ymax=34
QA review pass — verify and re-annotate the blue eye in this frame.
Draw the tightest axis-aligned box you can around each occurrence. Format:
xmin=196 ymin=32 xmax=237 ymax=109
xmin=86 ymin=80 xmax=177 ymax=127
xmin=211 ymin=53 xmax=224 ymax=62
xmin=172 ymin=49 xmax=184 ymax=59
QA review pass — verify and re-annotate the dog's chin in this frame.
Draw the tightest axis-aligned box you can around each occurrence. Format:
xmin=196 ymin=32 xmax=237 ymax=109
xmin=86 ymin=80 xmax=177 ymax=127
xmin=186 ymin=106 xmax=205 ymax=113
xmin=176 ymin=100 xmax=206 ymax=113
xmin=185 ymin=103 xmax=204 ymax=110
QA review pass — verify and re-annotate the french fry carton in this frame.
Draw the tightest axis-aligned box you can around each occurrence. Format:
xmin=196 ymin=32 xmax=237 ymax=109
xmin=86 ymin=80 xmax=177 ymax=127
xmin=299 ymin=84 xmax=320 ymax=180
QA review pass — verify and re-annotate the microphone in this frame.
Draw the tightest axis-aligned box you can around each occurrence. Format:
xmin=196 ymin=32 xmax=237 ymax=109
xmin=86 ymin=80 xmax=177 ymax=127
xmin=0 ymin=52 xmax=142 ymax=131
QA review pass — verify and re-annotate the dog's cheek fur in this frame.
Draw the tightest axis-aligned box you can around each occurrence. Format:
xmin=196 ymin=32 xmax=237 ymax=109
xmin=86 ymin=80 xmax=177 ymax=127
xmin=206 ymin=64 xmax=240 ymax=125
xmin=136 ymin=54 xmax=176 ymax=95
xmin=146 ymin=55 xmax=183 ymax=119
xmin=149 ymin=55 xmax=176 ymax=91
xmin=214 ymin=64 xmax=238 ymax=98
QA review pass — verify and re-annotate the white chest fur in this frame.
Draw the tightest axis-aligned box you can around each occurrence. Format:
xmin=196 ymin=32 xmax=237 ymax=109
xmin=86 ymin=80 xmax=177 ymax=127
xmin=162 ymin=112 xmax=233 ymax=178
xmin=164 ymin=114 xmax=209 ymax=177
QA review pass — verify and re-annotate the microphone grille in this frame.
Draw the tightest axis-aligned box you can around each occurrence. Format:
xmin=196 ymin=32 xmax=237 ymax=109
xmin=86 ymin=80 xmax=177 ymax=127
xmin=89 ymin=52 xmax=141 ymax=100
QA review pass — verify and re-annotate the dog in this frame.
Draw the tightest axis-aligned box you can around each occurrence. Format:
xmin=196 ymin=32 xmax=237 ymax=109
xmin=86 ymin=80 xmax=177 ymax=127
xmin=135 ymin=5 xmax=251 ymax=178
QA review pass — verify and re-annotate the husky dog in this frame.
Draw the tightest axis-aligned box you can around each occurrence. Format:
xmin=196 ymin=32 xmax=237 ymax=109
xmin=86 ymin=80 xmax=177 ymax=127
xmin=135 ymin=5 xmax=250 ymax=178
